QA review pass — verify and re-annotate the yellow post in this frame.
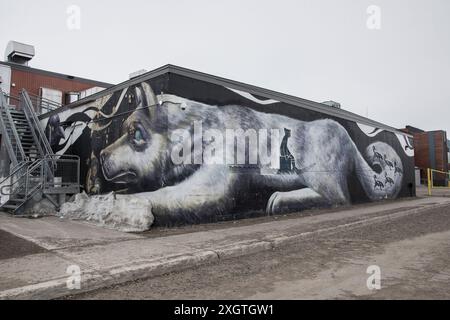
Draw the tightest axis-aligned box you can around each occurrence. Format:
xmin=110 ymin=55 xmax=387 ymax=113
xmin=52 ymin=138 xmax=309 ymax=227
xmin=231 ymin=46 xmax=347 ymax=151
xmin=431 ymin=169 xmax=434 ymax=189
xmin=448 ymin=171 xmax=450 ymax=188
xmin=427 ymin=168 xmax=432 ymax=196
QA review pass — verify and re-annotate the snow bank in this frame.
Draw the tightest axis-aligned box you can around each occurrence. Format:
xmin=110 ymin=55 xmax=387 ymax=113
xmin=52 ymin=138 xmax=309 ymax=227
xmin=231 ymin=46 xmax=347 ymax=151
xmin=59 ymin=192 xmax=154 ymax=232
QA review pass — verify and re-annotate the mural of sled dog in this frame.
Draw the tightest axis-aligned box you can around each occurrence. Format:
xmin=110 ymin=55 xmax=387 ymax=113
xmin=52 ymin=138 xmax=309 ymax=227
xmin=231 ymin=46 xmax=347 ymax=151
xmin=98 ymin=83 xmax=403 ymax=226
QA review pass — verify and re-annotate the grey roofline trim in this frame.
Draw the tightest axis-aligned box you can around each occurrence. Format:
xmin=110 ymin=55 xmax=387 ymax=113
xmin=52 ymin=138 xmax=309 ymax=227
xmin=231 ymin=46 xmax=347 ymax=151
xmin=39 ymin=64 xmax=411 ymax=137
xmin=0 ymin=61 xmax=114 ymax=89
xmin=39 ymin=64 xmax=171 ymax=119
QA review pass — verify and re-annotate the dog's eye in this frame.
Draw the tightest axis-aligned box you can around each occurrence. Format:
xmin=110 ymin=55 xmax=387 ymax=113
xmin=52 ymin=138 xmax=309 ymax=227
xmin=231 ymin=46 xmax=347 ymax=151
xmin=134 ymin=129 xmax=143 ymax=141
xmin=133 ymin=128 xmax=146 ymax=146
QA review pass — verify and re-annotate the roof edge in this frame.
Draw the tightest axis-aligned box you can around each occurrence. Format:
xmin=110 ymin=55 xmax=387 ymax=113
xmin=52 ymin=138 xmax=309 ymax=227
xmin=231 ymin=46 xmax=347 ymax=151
xmin=0 ymin=61 xmax=114 ymax=88
xmin=39 ymin=64 xmax=411 ymax=137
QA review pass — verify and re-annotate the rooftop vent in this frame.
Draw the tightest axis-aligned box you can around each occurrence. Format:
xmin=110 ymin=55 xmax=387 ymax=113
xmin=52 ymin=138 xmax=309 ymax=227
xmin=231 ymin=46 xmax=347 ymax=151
xmin=322 ymin=100 xmax=341 ymax=109
xmin=129 ymin=69 xmax=148 ymax=79
xmin=4 ymin=41 xmax=35 ymax=66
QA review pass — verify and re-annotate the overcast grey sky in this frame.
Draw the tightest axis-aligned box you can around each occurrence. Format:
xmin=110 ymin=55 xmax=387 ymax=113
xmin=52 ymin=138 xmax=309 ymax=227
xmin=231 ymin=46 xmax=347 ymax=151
xmin=1 ymin=0 xmax=449 ymax=133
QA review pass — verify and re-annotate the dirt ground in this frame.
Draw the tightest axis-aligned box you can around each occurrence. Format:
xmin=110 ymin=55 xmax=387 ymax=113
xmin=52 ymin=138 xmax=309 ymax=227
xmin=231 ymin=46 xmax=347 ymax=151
xmin=0 ymin=229 xmax=47 ymax=260
xmin=141 ymin=197 xmax=420 ymax=238
xmin=71 ymin=202 xmax=450 ymax=300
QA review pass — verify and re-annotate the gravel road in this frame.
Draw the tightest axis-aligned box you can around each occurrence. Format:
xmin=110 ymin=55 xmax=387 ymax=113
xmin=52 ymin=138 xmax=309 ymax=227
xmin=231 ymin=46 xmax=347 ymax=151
xmin=70 ymin=203 xmax=450 ymax=299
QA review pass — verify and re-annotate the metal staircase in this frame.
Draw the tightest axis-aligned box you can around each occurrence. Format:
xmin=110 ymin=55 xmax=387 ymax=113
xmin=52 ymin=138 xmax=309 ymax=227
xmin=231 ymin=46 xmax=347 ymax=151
xmin=0 ymin=88 xmax=80 ymax=214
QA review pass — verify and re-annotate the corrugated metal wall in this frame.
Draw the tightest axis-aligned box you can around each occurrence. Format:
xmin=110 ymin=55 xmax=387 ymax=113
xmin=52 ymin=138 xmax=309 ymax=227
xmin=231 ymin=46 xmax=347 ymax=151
xmin=10 ymin=68 xmax=103 ymax=99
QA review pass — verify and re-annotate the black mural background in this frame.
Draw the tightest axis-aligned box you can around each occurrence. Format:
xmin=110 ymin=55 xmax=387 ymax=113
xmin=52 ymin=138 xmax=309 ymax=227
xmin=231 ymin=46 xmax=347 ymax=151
xmin=42 ymin=73 xmax=415 ymax=224
xmin=168 ymin=74 xmax=415 ymax=203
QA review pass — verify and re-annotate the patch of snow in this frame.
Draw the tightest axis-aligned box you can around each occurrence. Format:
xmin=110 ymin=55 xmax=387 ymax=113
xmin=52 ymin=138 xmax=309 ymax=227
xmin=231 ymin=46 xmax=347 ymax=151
xmin=59 ymin=192 xmax=154 ymax=232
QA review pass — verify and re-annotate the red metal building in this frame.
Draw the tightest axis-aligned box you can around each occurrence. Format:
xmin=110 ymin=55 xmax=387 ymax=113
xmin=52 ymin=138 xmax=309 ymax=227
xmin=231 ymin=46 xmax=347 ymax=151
xmin=0 ymin=41 xmax=112 ymax=110
xmin=401 ymin=125 xmax=449 ymax=185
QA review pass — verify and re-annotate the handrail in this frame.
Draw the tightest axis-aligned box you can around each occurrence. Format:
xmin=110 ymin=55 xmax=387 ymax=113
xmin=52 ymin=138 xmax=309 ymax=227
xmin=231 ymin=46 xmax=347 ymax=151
xmin=21 ymin=90 xmax=54 ymax=158
xmin=0 ymin=155 xmax=80 ymax=196
xmin=43 ymin=154 xmax=80 ymax=160
xmin=4 ymin=91 xmax=62 ymax=113
xmin=0 ymin=90 xmax=80 ymax=212
xmin=4 ymin=101 xmax=27 ymax=160
xmin=41 ymin=154 xmax=80 ymax=187
xmin=0 ymin=90 xmax=26 ymax=165
xmin=0 ymin=174 xmax=25 ymax=195
xmin=0 ymin=92 xmax=17 ymax=166
xmin=27 ymin=91 xmax=62 ymax=110
xmin=0 ymin=160 xmax=29 ymax=187
xmin=0 ymin=159 xmax=42 ymax=196
xmin=2 ymin=93 xmax=20 ymax=104
xmin=0 ymin=153 xmax=80 ymax=212
xmin=28 ymin=158 xmax=43 ymax=173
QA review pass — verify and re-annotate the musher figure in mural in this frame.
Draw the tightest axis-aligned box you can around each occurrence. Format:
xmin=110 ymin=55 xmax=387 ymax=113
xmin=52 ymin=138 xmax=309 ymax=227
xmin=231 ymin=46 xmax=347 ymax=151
xmin=279 ymin=128 xmax=296 ymax=173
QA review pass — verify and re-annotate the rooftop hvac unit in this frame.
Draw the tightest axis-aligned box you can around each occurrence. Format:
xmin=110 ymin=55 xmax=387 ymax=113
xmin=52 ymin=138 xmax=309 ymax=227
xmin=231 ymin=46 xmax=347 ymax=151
xmin=4 ymin=41 xmax=35 ymax=65
xmin=129 ymin=69 xmax=148 ymax=79
xmin=322 ymin=100 xmax=341 ymax=109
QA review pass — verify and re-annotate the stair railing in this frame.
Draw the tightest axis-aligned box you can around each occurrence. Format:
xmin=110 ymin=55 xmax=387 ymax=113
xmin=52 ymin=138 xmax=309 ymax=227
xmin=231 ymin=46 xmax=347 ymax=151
xmin=0 ymin=158 xmax=44 ymax=200
xmin=26 ymin=92 xmax=62 ymax=115
xmin=20 ymin=90 xmax=56 ymax=182
xmin=0 ymin=90 xmax=27 ymax=166
xmin=0 ymin=160 xmax=29 ymax=188
xmin=41 ymin=154 xmax=81 ymax=194
xmin=20 ymin=90 xmax=54 ymax=158
xmin=1 ymin=154 xmax=80 ymax=213
xmin=0 ymin=159 xmax=37 ymax=196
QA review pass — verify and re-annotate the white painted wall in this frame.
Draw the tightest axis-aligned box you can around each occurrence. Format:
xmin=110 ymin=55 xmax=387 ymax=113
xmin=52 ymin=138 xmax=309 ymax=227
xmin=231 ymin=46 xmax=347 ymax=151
xmin=0 ymin=64 xmax=11 ymax=96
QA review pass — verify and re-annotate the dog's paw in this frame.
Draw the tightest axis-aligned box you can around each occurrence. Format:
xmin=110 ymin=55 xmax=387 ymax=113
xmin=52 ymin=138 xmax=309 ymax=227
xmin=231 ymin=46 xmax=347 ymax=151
xmin=266 ymin=191 xmax=281 ymax=216
xmin=106 ymin=195 xmax=154 ymax=232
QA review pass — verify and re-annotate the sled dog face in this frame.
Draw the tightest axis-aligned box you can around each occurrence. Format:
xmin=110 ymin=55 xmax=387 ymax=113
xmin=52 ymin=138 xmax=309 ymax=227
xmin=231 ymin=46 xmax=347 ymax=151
xmin=99 ymin=84 xmax=169 ymax=190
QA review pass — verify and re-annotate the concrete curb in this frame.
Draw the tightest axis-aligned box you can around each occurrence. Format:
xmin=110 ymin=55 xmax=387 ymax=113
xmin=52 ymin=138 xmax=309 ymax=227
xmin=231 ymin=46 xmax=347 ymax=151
xmin=0 ymin=251 xmax=220 ymax=300
xmin=270 ymin=202 xmax=449 ymax=248
xmin=1 ymin=201 xmax=448 ymax=300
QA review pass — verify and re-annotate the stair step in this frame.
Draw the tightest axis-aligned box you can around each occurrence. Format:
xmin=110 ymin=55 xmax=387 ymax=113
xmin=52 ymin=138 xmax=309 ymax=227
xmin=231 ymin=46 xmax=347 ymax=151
xmin=7 ymin=199 xmax=25 ymax=204
xmin=2 ymin=205 xmax=18 ymax=210
xmin=12 ymin=130 xmax=31 ymax=134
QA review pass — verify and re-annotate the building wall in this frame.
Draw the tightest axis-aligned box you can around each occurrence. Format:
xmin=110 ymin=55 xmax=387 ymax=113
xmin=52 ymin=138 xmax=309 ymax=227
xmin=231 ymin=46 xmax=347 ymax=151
xmin=409 ymin=130 xmax=448 ymax=185
xmin=9 ymin=67 xmax=105 ymax=100
xmin=40 ymin=73 xmax=415 ymax=227
xmin=412 ymin=132 xmax=430 ymax=169
xmin=0 ymin=64 xmax=12 ymax=95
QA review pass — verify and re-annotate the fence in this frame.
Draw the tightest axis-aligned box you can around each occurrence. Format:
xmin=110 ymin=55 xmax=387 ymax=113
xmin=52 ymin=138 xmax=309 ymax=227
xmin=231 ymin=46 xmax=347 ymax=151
xmin=426 ymin=168 xmax=450 ymax=196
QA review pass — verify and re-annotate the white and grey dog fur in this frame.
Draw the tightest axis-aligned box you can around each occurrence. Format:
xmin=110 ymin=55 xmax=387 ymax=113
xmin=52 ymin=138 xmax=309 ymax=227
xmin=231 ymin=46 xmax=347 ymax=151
xmin=99 ymin=83 xmax=403 ymax=226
